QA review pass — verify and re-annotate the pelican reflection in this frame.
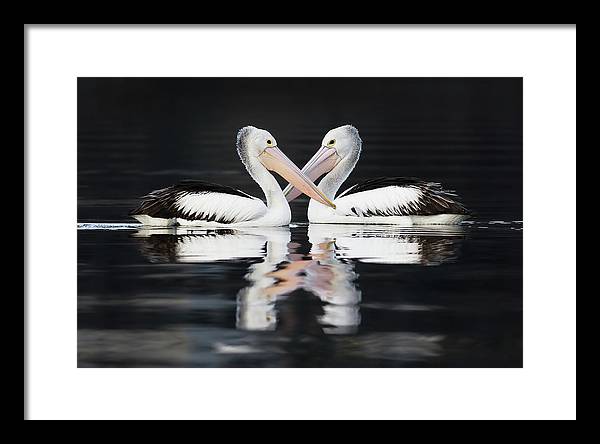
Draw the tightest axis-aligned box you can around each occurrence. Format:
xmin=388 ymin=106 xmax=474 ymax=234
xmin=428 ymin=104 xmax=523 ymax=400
xmin=234 ymin=227 xmax=299 ymax=331
xmin=308 ymin=224 xmax=465 ymax=265
xmin=132 ymin=227 xmax=275 ymax=263
xmin=133 ymin=224 xmax=464 ymax=334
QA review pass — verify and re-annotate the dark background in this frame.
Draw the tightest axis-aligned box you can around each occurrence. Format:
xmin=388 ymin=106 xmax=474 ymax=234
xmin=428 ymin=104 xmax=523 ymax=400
xmin=77 ymin=78 xmax=523 ymax=367
xmin=77 ymin=78 xmax=522 ymax=222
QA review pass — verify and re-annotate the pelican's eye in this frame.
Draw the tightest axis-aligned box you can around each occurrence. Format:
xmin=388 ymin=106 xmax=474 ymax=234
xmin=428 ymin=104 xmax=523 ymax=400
xmin=328 ymin=139 xmax=336 ymax=146
xmin=266 ymin=139 xmax=273 ymax=146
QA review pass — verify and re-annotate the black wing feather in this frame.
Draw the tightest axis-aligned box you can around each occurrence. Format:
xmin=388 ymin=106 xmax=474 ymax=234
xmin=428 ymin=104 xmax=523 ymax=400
xmin=129 ymin=180 xmax=256 ymax=223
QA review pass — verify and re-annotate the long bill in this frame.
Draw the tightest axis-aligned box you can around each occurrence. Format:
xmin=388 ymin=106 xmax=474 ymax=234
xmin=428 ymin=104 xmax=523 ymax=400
xmin=282 ymin=146 xmax=341 ymax=202
xmin=259 ymin=146 xmax=336 ymax=209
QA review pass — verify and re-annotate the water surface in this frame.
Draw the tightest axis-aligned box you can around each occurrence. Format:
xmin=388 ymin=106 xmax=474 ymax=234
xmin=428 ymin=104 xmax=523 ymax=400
xmin=78 ymin=221 xmax=522 ymax=367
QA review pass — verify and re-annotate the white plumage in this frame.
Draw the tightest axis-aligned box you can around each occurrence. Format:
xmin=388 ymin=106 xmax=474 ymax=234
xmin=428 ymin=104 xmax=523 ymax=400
xmin=335 ymin=185 xmax=424 ymax=217
xmin=174 ymin=192 xmax=267 ymax=226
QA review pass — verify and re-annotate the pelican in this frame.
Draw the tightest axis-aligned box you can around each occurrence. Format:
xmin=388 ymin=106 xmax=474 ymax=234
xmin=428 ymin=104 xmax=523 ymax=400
xmin=130 ymin=126 xmax=335 ymax=227
xmin=283 ymin=125 xmax=470 ymax=225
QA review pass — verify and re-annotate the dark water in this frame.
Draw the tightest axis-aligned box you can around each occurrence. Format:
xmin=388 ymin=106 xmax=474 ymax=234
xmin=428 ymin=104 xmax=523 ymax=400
xmin=77 ymin=78 xmax=523 ymax=367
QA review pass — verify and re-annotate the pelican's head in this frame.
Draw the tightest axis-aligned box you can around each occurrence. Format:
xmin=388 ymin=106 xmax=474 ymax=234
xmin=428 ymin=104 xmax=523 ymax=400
xmin=236 ymin=126 xmax=335 ymax=208
xmin=283 ymin=125 xmax=362 ymax=202
xmin=321 ymin=125 xmax=362 ymax=160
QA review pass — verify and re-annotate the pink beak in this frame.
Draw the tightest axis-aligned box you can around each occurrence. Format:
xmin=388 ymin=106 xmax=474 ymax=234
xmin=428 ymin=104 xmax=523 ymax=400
xmin=283 ymin=146 xmax=341 ymax=202
xmin=259 ymin=146 xmax=336 ymax=209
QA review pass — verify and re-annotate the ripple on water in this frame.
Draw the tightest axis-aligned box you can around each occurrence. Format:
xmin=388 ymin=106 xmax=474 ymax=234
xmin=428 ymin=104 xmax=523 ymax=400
xmin=78 ymin=223 xmax=142 ymax=231
xmin=78 ymin=220 xmax=523 ymax=231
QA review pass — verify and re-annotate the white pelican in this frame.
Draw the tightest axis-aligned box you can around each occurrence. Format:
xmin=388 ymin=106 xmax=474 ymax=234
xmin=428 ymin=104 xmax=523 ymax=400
xmin=130 ymin=126 xmax=335 ymax=227
xmin=283 ymin=125 xmax=470 ymax=225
